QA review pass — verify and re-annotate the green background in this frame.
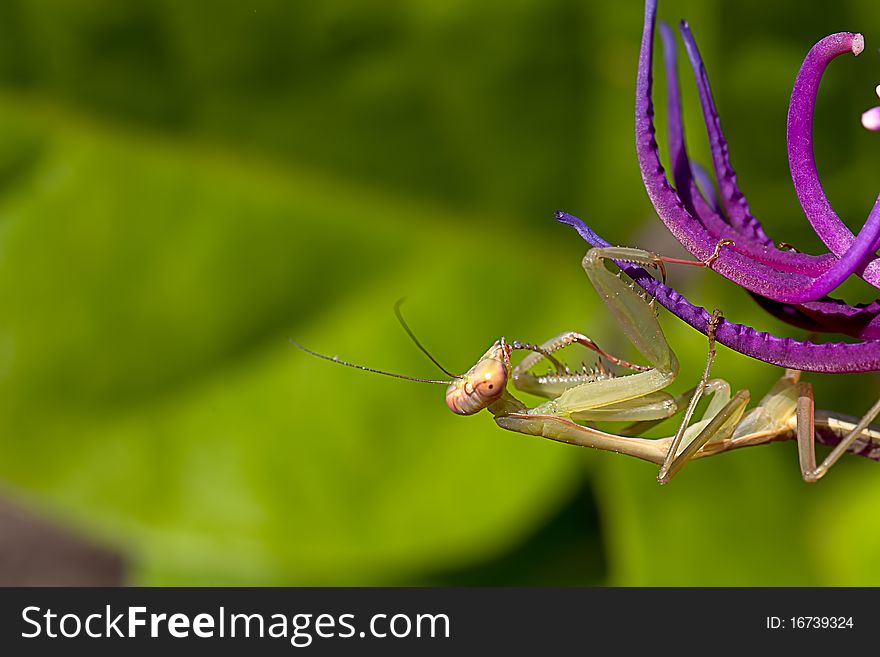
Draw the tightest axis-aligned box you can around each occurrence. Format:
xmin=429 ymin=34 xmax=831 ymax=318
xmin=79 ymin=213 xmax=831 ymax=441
xmin=0 ymin=0 xmax=878 ymax=585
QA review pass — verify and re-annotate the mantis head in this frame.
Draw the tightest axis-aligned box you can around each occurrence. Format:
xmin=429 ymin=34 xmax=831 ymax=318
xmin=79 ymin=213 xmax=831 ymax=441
xmin=445 ymin=340 xmax=512 ymax=416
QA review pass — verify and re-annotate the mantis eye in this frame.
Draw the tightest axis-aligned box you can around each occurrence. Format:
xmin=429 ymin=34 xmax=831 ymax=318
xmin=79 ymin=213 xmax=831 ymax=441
xmin=472 ymin=358 xmax=507 ymax=399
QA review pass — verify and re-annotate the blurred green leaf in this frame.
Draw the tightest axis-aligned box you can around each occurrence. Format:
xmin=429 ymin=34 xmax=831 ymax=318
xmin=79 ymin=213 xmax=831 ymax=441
xmin=0 ymin=0 xmax=591 ymax=221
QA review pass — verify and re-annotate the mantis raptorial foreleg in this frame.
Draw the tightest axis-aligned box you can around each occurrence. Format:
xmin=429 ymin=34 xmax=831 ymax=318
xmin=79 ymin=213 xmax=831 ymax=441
xmin=514 ymin=332 xmax=650 ymax=384
xmin=510 ymin=330 xmax=677 ymax=420
xmin=514 ymin=247 xmax=682 ymax=422
xmin=581 ymin=247 xmax=677 ymax=374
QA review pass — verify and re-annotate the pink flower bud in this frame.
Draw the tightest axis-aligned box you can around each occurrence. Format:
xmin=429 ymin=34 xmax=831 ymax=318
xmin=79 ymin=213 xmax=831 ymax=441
xmin=862 ymin=106 xmax=880 ymax=132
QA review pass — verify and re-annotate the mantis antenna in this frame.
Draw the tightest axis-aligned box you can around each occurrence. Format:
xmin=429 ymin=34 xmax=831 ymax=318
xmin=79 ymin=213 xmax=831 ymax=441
xmin=288 ymin=338 xmax=454 ymax=385
xmin=394 ymin=298 xmax=460 ymax=378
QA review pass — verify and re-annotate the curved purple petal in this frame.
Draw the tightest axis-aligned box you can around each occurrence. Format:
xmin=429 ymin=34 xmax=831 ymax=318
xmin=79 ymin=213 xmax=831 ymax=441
xmin=787 ymin=33 xmax=880 ymax=284
xmin=660 ymin=21 xmax=737 ymax=238
xmin=659 ymin=21 xmax=689 ymax=200
xmin=678 ymin=20 xmax=771 ymax=246
xmin=558 ymin=211 xmax=880 ymax=373
xmin=690 ymin=161 xmax=721 ymax=214
xmin=797 ymin=298 xmax=880 ymax=338
xmin=636 ymin=0 xmax=880 ymax=304
xmin=752 ymin=294 xmax=880 ymax=340
xmin=661 ymin=19 xmax=840 ymax=276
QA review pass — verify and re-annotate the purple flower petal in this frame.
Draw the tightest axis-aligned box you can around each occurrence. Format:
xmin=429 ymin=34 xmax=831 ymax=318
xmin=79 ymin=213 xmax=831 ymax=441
xmin=678 ymin=20 xmax=770 ymax=245
xmin=787 ymin=33 xmax=880 ymax=284
xmin=753 ymin=294 xmax=880 ymax=340
xmin=690 ymin=161 xmax=721 ymax=214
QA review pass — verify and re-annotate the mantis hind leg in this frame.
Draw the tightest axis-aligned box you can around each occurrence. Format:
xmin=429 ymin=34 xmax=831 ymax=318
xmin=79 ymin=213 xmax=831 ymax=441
xmin=795 ymin=383 xmax=880 ymax=482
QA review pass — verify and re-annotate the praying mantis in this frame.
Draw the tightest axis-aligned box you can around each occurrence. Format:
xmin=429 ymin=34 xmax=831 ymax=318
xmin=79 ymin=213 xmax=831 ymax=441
xmin=293 ymin=0 xmax=880 ymax=483
xmin=284 ymin=0 xmax=880 ymax=490
xmin=293 ymin=242 xmax=880 ymax=485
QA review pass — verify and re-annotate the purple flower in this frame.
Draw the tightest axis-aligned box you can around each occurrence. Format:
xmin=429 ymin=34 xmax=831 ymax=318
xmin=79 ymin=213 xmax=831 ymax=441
xmin=560 ymin=0 xmax=880 ymax=373
xmin=634 ymin=0 xmax=880 ymax=306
